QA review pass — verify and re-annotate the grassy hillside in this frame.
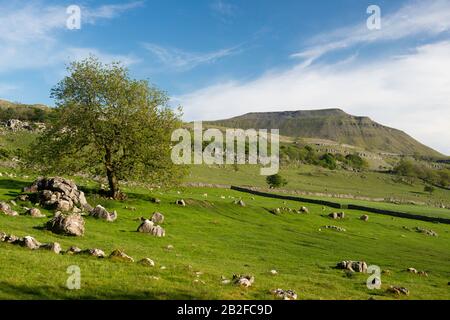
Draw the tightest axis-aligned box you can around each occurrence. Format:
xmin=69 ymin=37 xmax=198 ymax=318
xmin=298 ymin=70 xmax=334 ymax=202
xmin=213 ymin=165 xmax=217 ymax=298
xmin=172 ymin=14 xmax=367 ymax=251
xmin=0 ymin=175 xmax=449 ymax=299
xmin=0 ymin=99 xmax=53 ymax=122
xmin=206 ymin=109 xmax=443 ymax=157
xmin=186 ymin=164 xmax=450 ymax=218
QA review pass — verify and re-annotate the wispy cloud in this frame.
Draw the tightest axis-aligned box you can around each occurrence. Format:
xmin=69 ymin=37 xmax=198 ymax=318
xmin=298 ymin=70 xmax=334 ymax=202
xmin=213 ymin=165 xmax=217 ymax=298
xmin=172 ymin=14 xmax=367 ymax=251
xmin=142 ymin=43 xmax=242 ymax=72
xmin=178 ymin=39 xmax=450 ymax=155
xmin=292 ymin=0 xmax=450 ymax=64
xmin=210 ymin=0 xmax=237 ymax=23
xmin=0 ymin=1 xmax=141 ymax=73
xmin=211 ymin=0 xmax=237 ymax=16
xmin=83 ymin=1 xmax=144 ymax=22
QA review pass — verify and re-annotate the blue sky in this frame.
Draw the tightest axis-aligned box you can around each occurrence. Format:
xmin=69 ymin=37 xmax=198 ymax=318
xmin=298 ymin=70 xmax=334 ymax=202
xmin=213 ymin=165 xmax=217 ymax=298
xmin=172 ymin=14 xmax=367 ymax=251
xmin=0 ymin=0 xmax=449 ymax=154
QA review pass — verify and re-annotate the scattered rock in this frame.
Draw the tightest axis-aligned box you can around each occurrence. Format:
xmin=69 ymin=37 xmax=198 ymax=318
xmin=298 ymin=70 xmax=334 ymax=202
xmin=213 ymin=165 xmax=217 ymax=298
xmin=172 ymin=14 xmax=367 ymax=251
xmin=40 ymin=242 xmax=62 ymax=254
xmin=0 ymin=201 xmax=18 ymax=216
xmin=387 ymin=286 xmax=409 ymax=296
xmin=176 ymin=199 xmax=186 ymax=206
xmin=415 ymin=227 xmax=438 ymax=237
xmin=336 ymin=260 xmax=368 ymax=273
xmin=46 ymin=212 xmax=85 ymax=236
xmin=82 ymin=248 xmax=105 ymax=258
xmin=235 ymin=199 xmax=246 ymax=207
xmin=137 ymin=219 xmax=154 ymax=232
xmin=4 ymin=234 xmax=20 ymax=243
xmin=272 ymin=289 xmax=297 ymax=300
xmin=90 ymin=205 xmax=117 ymax=222
xmin=109 ymin=249 xmax=134 ymax=262
xmin=66 ymin=246 xmax=82 ymax=255
xmin=151 ymin=198 xmax=161 ymax=204
xmin=323 ymin=225 xmax=346 ymax=232
xmin=137 ymin=219 xmax=165 ymax=237
xmin=232 ymin=274 xmax=254 ymax=287
xmin=20 ymin=236 xmax=41 ymax=250
xmin=26 ymin=207 xmax=45 ymax=218
xmin=10 ymin=200 xmax=17 ymax=206
xmin=139 ymin=258 xmax=155 ymax=267
xmin=329 ymin=212 xmax=345 ymax=219
xmin=270 ymin=269 xmax=278 ymax=275
xmin=272 ymin=208 xmax=281 ymax=214
xmin=299 ymin=206 xmax=309 ymax=213
xmin=151 ymin=212 xmax=165 ymax=224
xmin=360 ymin=215 xmax=369 ymax=221
xmin=407 ymin=267 xmax=418 ymax=274
xmin=166 ymin=244 xmax=174 ymax=250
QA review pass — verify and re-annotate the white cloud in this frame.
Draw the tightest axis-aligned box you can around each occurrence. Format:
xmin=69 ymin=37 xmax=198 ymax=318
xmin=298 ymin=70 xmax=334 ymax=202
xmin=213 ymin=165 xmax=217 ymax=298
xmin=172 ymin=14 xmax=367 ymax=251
xmin=210 ymin=0 xmax=237 ymax=17
xmin=83 ymin=1 xmax=144 ymax=22
xmin=292 ymin=0 xmax=450 ymax=64
xmin=177 ymin=41 xmax=450 ymax=155
xmin=142 ymin=43 xmax=241 ymax=71
xmin=0 ymin=1 xmax=141 ymax=72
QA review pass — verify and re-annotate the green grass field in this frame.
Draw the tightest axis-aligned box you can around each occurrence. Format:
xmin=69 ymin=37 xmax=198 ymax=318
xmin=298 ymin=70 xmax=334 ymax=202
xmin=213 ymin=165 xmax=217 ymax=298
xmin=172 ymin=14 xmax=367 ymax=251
xmin=0 ymin=175 xmax=449 ymax=300
xmin=187 ymin=164 xmax=450 ymax=218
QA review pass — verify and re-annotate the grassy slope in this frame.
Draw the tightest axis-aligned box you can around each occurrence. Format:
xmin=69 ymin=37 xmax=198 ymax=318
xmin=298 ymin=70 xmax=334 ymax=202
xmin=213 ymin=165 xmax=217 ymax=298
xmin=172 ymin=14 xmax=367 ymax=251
xmin=187 ymin=164 xmax=450 ymax=218
xmin=0 ymin=177 xmax=449 ymax=300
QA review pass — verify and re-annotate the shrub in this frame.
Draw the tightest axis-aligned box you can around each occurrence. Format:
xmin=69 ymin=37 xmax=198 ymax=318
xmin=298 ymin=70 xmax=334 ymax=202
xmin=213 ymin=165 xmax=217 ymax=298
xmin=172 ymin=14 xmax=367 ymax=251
xmin=266 ymin=174 xmax=288 ymax=188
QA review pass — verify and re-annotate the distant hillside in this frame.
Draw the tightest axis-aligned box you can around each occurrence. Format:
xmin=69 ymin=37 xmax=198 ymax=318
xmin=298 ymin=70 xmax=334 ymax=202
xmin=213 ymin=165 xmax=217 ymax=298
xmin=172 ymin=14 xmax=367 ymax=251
xmin=0 ymin=99 xmax=53 ymax=122
xmin=205 ymin=108 xmax=443 ymax=157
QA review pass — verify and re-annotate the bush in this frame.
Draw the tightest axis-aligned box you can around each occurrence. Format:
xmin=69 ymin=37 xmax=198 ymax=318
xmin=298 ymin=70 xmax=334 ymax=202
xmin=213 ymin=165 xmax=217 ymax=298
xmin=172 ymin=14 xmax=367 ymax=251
xmin=319 ymin=153 xmax=337 ymax=170
xmin=266 ymin=174 xmax=287 ymax=188
xmin=345 ymin=154 xmax=369 ymax=170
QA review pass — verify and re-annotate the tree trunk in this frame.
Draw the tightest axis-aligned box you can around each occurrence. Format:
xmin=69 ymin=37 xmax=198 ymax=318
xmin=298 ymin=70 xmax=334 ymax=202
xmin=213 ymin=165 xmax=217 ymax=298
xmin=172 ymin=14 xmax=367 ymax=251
xmin=106 ymin=167 xmax=120 ymax=199
xmin=105 ymin=146 xmax=120 ymax=199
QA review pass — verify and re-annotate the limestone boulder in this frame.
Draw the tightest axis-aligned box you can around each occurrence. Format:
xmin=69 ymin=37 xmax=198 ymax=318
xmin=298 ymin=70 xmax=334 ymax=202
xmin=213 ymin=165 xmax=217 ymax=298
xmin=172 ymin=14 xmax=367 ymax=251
xmin=109 ymin=249 xmax=134 ymax=262
xmin=20 ymin=236 xmax=41 ymax=250
xmin=26 ymin=207 xmax=45 ymax=218
xmin=0 ymin=201 xmax=18 ymax=216
xmin=151 ymin=212 xmax=164 ymax=224
xmin=272 ymin=289 xmax=297 ymax=300
xmin=336 ymin=260 xmax=368 ymax=273
xmin=90 ymin=205 xmax=117 ymax=222
xmin=46 ymin=212 xmax=85 ymax=236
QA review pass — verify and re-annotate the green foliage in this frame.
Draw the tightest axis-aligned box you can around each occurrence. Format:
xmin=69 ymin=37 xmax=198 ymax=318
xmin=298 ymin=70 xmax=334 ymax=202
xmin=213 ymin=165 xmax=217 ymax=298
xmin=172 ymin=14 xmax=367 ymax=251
xmin=344 ymin=154 xmax=369 ymax=170
xmin=319 ymin=153 xmax=337 ymax=170
xmin=266 ymin=173 xmax=287 ymax=188
xmin=393 ymin=159 xmax=449 ymax=188
xmin=0 ymin=102 xmax=54 ymax=122
xmin=25 ymin=56 xmax=185 ymax=197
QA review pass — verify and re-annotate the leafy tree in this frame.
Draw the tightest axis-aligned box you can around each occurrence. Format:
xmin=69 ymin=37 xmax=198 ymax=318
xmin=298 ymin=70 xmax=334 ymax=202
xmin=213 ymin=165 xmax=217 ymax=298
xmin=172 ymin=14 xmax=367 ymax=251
xmin=345 ymin=154 xmax=369 ymax=170
xmin=27 ymin=57 xmax=184 ymax=199
xmin=266 ymin=174 xmax=287 ymax=188
xmin=393 ymin=159 xmax=416 ymax=176
xmin=319 ymin=153 xmax=337 ymax=170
